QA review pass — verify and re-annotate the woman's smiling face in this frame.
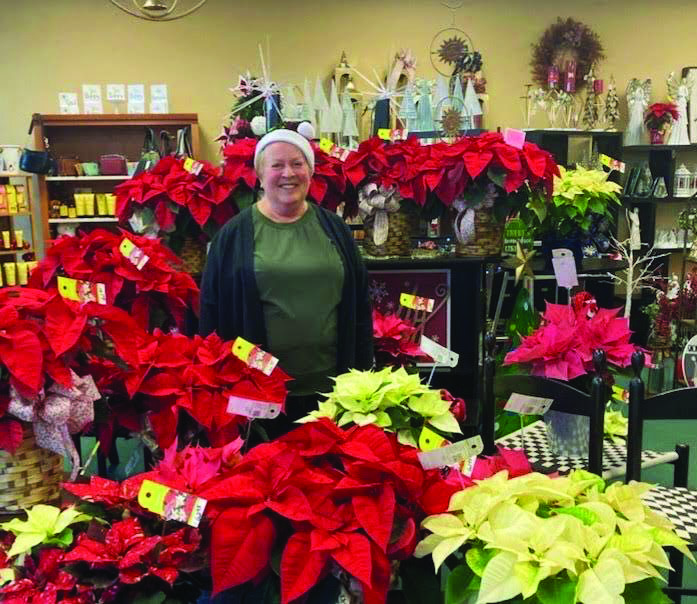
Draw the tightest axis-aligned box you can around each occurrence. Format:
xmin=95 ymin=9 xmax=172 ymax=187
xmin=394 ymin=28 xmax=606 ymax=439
xmin=258 ymin=142 xmax=311 ymax=210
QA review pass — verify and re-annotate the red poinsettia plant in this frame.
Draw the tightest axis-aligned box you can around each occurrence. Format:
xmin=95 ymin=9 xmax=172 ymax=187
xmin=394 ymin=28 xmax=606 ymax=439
xmin=28 ymin=229 xmax=199 ymax=331
xmin=372 ymin=309 xmax=432 ymax=368
xmin=503 ymin=292 xmax=640 ymax=381
xmin=644 ymin=102 xmax=679 ymax=130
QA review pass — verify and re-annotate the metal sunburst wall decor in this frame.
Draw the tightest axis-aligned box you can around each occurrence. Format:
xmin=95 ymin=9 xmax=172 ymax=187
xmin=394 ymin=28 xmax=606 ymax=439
xmin=109 ymin=0 xmax=207 ymax=21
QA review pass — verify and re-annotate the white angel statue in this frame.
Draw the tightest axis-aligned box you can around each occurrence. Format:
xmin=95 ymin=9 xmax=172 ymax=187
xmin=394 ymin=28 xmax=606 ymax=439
xmin=624 ymin=79 xmax=651 ymax=146
xmin=667 ymin=71 xmax=694 ymax=145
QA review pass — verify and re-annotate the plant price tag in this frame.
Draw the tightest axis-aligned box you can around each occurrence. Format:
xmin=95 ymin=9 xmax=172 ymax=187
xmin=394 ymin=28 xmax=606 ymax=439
xmin=227 ymin=395 xmax=282 ymax=420
xmin=377 ymin=128 xmax=408 ymax=142
xmin=418 ymin=426 xmax=448 ymax=451
xmin=138 ymin=480 xmax=207 ymax=528
xmin=599 ymin=154 xmax=625 ymax=173
xmin=119 ymin=238 xmax=150 ymax=270
xmin=504 ymin=393 xmax=553 ymax=416
xmin=418 ymin=435 xmax=483 ymax=470
xmin=183 ymin=157 xmax=203 ymax=176
xmin=551 ymin=248 xmax=578 ymax=289
xmin=57 ymin=276 xmax=107 ymax=305
xmin=231 ymin=337 xmax=279 ymax=376
xmin=419 ymin=335 xmax=458 ymax=367
xmin=400 ymin=293 xmax=434 ymax=312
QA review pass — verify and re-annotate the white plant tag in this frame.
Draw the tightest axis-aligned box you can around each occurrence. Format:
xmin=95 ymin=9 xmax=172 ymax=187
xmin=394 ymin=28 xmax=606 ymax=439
xmin=419 ymin=335 xmax=459 ymax=367
xmin=227 ymin=395 xmax=282 ymax=419
xmin=461 ymin=455 xmax=477 ymax=477
xmin=551 ymin=248 xmax=578 ymax=288
xmin=418 ymin=435 xmax=483 ymax=470
xmin=505 ymin=393 xmax=554 ymax=416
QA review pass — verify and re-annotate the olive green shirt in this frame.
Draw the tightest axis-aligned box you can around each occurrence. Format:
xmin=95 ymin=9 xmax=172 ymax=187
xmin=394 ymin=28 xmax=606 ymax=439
xmin=252 ymin=204 xmax=345 ymax=394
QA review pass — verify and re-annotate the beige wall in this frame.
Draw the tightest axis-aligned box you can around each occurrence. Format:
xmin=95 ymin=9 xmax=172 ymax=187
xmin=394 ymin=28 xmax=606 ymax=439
xmin=1 ymin=0 xmax=696 ymax=161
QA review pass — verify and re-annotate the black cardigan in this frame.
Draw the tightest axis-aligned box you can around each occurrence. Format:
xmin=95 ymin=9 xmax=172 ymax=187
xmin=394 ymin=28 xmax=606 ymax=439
xmin=199 ymin=204 xmax=374 ymax=373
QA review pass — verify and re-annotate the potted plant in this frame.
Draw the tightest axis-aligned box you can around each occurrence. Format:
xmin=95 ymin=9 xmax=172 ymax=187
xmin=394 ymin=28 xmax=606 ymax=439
xmin=644 ymin=102 xmax=679 ymax=144
xmin=521 ymin=165 xmax=622 ymax=267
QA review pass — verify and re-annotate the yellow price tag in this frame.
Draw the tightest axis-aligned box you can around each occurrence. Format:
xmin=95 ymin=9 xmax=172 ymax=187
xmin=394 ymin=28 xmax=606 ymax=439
xmin=138 ymin=479 xmax=169 ymax=515
xmin=183 ymin=157 xmax=195 ymax=172
xmin=319 ymin=138 xmax=335 ymax=153
xmin=377 ymin=128 xmax=392 ymax=141
xmin=231 ymin=336 xmax=255 ymax=363
xmin=119 ymin=238 xmax=135 ymax=257
xmin=400 ymin=293 xmax=435 ymax=312
xmin=57 ymin=276 xmax=80 ymax=301
xmin=231 ymin=337 xmax=279 ymax=375
xmin=138 ymin=479 xmax=207 ymax=527
xmin=419 ymin=426 xmax=447 ymax=452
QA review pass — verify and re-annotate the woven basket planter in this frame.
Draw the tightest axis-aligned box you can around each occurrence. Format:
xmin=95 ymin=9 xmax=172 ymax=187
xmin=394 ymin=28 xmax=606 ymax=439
xmin=178 ymin=237 xmax=207 ymax=274
xmin=454 ymin=205 xmax=503 ymax=257
xmin=363 ymin=211 xmax=412 ymax=257
xmin=0 ymin=428 xmax=63 ymax=513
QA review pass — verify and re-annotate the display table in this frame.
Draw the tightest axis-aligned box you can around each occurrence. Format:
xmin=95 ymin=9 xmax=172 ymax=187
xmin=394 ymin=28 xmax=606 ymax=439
xmin=496 ymin=420 xmax=679 ymax=479
xmin=642 ymin=485 xmax=697 ymax=546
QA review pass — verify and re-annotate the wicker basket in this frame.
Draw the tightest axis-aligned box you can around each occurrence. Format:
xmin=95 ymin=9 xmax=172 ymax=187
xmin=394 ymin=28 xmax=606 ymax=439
xmin=454 ymin=205 xmax=503 ymax=257
xmin=178 ymin=237 xmax=207 ymax=274
xmin=0 ymin=429 xmax=63 ymax=513
xmin=363 ymin=211 xmax=412 ymax=257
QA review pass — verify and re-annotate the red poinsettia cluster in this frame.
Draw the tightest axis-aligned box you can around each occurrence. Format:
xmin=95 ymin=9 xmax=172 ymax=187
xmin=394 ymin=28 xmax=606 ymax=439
xmin=115 ymin=155 xmax=237 ymax=230
xmin=121 ymin=330 xmax=291 ymax=450
xmin=29 ymin=229 xmax=199 ymax=330
xmin=343 ymin=132 xmax=559 ymax=207
xmin=309 ymin=142 xmax=348 ymax=212
xmin=503 ymin=293 xmax=639 ymax=380
xmin=644 ymin=102 xmax=679 ymax=129
xmin=200 ymin=418 xmax=456 ymax=603
xmin=372 ymin=310 xmax=431 ymax=368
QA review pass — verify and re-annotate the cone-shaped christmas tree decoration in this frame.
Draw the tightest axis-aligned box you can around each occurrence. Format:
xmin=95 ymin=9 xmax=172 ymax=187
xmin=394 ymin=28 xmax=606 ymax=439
xmin=434 ymin=75 xmax=450 ymax=121
xmin=462 ymin=78 xmax=482 ymax=130
xmin=313 ymin=76 xmax=330 ymax=134
xmin=399 ymin=84 xmax=418 ymax=130
xmin=283 ymin=85 xmax=300 ymax=120
xmin=452 ymin=75 xmax=466 ymax=129
xmin=604 ymin=76 xmax=620 ymax=129
xmin=325 ymin=80 xmax=343 ymax=134
xmin=301 ymin=78 xmax=315 ymax=124
xmin=341 ymin=91 xmax=359 ymax=145
xmin=415 ymin=80 xmax=435 ymax=132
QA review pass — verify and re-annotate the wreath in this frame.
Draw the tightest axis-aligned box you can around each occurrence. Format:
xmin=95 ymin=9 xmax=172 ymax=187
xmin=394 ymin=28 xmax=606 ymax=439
xmin=530 ymin=17 xmax=604 ymax=90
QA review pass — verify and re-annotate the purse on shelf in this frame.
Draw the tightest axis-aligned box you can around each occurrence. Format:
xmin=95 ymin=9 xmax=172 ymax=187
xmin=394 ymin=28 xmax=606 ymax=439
xmin=19 ymin=149 xmax=56 ymax=174
xmin=160 ymin=130 xmax=173 ymax=157
xmin=99 ymin=154 xmax=127 ymax=175
xmin=57 ymin=156 xmax=80 ymax=176
xmin=134 ymin=128 xmax=161 ymax=176
xmin=175 ymin=126 xmax=193 ymax=158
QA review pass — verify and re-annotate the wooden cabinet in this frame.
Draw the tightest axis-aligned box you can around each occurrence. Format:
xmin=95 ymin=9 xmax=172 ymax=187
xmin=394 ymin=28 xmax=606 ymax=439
xmin=30 ymin=113 xmax=200 ymax=250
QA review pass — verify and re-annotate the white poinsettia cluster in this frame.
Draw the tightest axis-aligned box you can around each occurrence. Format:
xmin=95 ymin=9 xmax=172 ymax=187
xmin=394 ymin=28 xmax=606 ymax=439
xmin=414 ymin=470 xmax=694 ymax=604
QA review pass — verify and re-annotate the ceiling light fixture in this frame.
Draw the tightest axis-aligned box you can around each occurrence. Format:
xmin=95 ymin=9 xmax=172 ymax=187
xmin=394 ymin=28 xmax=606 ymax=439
xmin=110 ymin=0 xmax=207 ymax=21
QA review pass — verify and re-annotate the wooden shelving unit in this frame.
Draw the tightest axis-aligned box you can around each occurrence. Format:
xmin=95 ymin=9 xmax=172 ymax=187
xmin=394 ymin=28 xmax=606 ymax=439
xmin=30 ymin=113 xmax=200 ymax=248
xmin=0 ymin=171 xmax=38 ymax=286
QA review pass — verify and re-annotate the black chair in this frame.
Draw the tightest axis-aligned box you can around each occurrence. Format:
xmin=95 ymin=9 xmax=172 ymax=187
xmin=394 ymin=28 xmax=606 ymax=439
xmin=482 ymin=333 xmax=607 ymax=476
xmin=627 ymin=350 xmax=697 ymax=601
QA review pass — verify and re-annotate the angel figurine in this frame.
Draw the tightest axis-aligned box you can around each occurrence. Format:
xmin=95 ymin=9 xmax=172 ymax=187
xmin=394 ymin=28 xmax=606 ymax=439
xmin=667 ymin=71 xmax=693 ymax=145
xmin=624 ymin=78 xmax=651 ymax=146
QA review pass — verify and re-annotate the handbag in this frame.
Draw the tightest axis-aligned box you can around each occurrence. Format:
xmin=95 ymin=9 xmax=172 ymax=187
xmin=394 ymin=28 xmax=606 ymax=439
xmin=99 ymin=154 xmax=127 ymax=175
xmin=160 ymin=130 xmax=173 ymax=157
xmin=133 ymin=128 xmax=161 ymax=176
xmin=175 ymin=126 xmax=193 ymax=158
xmin=19 ymin=149 xmax=56 ymax=174
xmin=58 ymin=156 xmax=80 ymax=176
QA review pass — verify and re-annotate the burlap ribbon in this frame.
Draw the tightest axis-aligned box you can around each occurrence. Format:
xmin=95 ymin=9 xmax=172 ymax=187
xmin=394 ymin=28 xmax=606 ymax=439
xmin=359 ymin=183 xmax=401 ymax=246
xmin=9 ymin=371 xmax=100 ymax=480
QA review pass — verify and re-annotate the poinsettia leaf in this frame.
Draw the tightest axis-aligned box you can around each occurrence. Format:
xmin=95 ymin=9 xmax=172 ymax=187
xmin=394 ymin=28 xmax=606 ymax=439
xmin=0 ymin=329 xmax=44 ymax=395
xmin=280 ymin=532 xmax=329 ymax=604
xmin=331 ymin=532 xmax=373 ymax=588
xmin=266 ymin=485 xmax=313 ymax=522
xmin=353 ymin=484 xmax=395 ymax=552
xmin=210 ymin=506 xmax=275 ymax=595
xmin=0 ymin=418 xmax=23 ymax=454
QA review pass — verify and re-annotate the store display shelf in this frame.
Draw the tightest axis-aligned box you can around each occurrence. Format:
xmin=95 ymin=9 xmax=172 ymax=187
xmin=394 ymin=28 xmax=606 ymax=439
xmin=0 ymin=212 xmax=32 ymax=217
xmin=49 ymin=217 xmax=118 ymax=223
xmin=653 ymin=247 xmax=691 ymax=253
xmin=622 ymin=195 xmax=696 ymax=204
xmin=525 ymin=129 xmax=623 ymax=138
xmin=0 ymin=248 xmax=33 ymax=255
xmin=363 ymin=254 xmax=500 ymax=269
xmin=45 ymin=175 xmax=129 ymax=181
xmin=623 ymin=143 xmax=697 ymax=152
xmin=0 ymin=171 xmax=31 ymax=178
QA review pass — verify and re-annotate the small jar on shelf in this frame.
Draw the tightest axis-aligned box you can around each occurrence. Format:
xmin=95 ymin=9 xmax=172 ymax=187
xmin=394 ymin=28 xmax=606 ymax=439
xmin=674 ymin=164 xmax=692 ymax=197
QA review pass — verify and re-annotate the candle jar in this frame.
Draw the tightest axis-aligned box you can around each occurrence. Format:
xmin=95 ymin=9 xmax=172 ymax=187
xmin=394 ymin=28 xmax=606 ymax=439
xmin=547 ymin=65 xmax=559 ymax=89
xmin=564 ymin=60 xmax=577 ymax=93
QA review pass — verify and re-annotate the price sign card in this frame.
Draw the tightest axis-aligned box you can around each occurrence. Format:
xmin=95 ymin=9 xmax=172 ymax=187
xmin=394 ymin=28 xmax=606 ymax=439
xmin=82 ymin=84 xmax=103 ymax=114
xmin=227 ymin=395 xmax=282 ymax=419
xmin=58 ymin=92 xmax=79 ymax=114
xmin=551 ymin=248 xmax=579 ymax=289
xmin=150 ymin=84 xmax=169 ymax=113
xmin=106 ymin=84 xmax=126 ymax=102
xmin=418 ymin=435 xmax=483 ymax=470
xmin=138 ymin=480 xmax=207 ymax=527
xmin=231 ymin=337 xmax=279 ymax=376
xmin=400 ymin=293 xmax=434 ymax=312
xmin=504 ymin=393 xmax=553 ymax=416
xmin=127 ymin=84 xmax=145 ymax=113
xmin=419 ymin=335 xmax=459 ymax=367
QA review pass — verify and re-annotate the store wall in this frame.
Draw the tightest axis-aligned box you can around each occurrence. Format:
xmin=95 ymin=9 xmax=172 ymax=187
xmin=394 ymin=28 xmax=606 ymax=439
xmin=1 ymin=0 xmax=696 ymax=161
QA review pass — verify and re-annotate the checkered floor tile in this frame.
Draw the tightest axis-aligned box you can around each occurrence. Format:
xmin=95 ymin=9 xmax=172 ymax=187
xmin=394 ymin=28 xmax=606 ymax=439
xmin=642 ymin=485 xmax=697 ymax=546
xmin=496 ymin=421 xmax=679 ymax=480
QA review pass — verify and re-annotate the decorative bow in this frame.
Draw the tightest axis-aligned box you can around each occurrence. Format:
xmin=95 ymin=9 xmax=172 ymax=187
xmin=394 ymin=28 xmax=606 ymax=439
xmin=9 ymin=371 xmax=100 ymax=480
xmin=358 ymin=183 xmax=401 ymax=245
xmin=452 ymin=184 xmax=497 ymax=245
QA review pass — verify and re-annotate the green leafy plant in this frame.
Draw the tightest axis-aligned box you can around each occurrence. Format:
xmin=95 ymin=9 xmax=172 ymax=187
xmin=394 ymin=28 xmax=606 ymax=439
xmin=299 ymin=366 xmax=462 ymax=445
xmin=522 ymin=166 xmax=622 ymax=238
xmin=414 ymin=470 xmax=694 ymax=604
xmin=0 ymin=505 xmax=92 ymax=558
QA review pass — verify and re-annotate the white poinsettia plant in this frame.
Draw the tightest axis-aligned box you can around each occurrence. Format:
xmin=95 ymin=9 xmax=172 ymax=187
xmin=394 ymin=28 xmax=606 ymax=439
xmin=414 ymin=470 xmax=694 ymax=604
xmin=299 ymin=366 xmax=462 ymax=445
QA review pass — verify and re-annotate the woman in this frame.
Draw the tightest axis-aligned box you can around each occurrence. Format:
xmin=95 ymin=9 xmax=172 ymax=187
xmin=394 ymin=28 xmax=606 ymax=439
xmin=200 ymin=129 xmax=373 ymax=436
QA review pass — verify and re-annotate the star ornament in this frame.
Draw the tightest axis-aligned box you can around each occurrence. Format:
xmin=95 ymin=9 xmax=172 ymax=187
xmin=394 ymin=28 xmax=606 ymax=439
xmin=513 ymin=241 xmax=536 ymax=285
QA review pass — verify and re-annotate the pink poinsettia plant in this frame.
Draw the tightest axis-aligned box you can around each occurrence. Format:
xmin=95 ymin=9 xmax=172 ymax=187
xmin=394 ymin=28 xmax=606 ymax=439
xmin=503 ymin=292 xmax=640 ymax=381
xmin=372 ymin=310 xmax=431 ymax=368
